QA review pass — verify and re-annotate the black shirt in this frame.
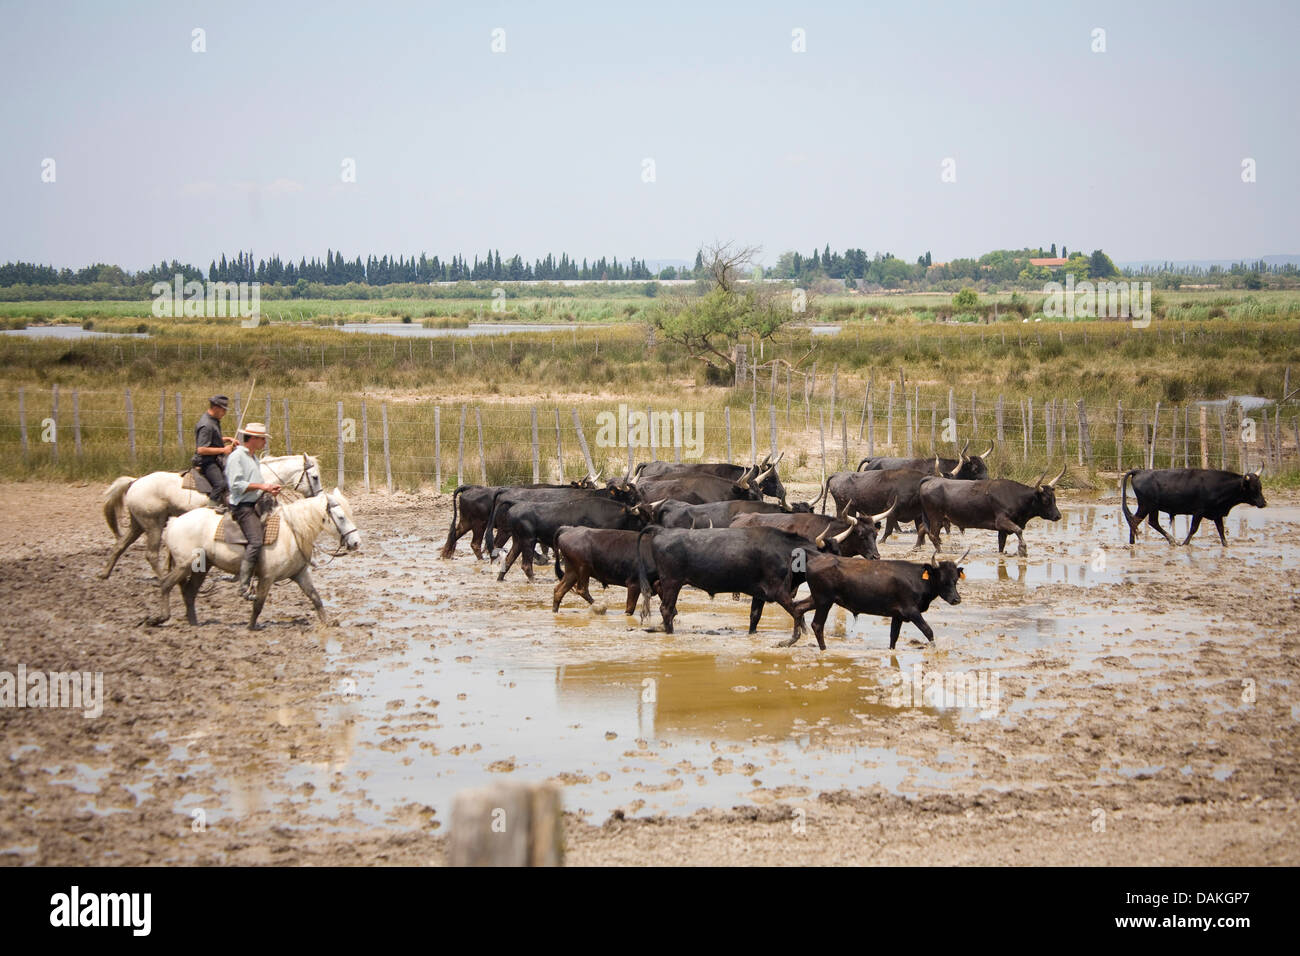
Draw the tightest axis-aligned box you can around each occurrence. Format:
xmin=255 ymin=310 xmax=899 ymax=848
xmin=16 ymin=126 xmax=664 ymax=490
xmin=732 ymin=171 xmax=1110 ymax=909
xmin=193 ymin=412 xmax=225 ymax=464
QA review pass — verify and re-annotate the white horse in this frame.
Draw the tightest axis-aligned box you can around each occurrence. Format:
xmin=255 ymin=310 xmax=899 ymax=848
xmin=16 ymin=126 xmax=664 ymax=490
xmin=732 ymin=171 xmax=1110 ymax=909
xmin=100 ymin=454 xmax=323 ymax=579
xmin=148 ymin=488 xmax=360 ymax=630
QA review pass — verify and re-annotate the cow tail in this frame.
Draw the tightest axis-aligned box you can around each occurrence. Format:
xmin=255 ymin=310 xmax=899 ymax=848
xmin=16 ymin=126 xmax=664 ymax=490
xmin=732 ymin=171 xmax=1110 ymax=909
xmin=553 ymin=528 xmax=565 ymax=580
xmin=1121 ymin=469 xmax=1138 ymax=526
xmin=483 ymin=489 xmax=506 ymax=561
xmin=635 ymin=526 xmax=655 ymax=622
xmin=440 ymin=485 xmax=467 ymax=558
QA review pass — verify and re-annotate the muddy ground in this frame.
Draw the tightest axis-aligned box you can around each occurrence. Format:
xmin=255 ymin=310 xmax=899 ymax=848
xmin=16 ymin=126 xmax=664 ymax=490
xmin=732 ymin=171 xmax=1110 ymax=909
xmin=1 ymin=479 xmax=1297 ymax=866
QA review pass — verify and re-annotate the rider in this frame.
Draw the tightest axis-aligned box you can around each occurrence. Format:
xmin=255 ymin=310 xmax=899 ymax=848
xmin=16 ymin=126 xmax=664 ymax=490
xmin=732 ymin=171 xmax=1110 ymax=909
xmin=225 ymin=422 xmax=282 ymax=601
xmin=193 ymin=395 xmax=235 ymax=513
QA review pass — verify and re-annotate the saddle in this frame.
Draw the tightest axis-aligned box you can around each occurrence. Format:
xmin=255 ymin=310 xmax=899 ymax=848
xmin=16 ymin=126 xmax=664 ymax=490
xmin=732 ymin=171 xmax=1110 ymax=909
xmin=218 ymin=511 xmax=282 ymax=548
xmin=180 ymin=468 xmax=214 ymax=495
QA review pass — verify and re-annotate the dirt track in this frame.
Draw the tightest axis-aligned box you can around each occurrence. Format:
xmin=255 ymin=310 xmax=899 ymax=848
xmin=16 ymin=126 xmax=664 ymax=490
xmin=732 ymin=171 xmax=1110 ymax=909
xmin=1 ymin=480 xmax=1297 ymax=865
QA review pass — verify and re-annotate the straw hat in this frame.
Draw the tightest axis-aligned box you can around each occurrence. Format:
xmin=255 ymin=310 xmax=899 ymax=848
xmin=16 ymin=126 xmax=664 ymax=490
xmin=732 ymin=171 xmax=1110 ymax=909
xmin=240 ymin=422 xmax=271 ymax=440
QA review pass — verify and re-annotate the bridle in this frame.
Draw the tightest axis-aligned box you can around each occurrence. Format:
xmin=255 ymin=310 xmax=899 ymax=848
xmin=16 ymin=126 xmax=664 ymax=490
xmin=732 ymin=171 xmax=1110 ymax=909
xmin=260 ymin=453 xmax=321 ymax=500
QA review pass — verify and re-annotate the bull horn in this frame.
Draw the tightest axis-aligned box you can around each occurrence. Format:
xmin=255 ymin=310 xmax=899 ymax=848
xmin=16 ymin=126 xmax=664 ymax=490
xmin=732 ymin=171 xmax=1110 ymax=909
xmin=870 ymin=499 xmax=897 ymax=524
xmin=1033 ymin=470 xmax=1047 ymax=489
xmin=959 ymin=440 xmax=970 ymax=459
xmin=815 ymin=529 xmax=828 ymax=548
xmin=947 ymin=458 xmax=962 ymax=477
xmin=736 ymin=465 xmax=753 ymax=490
xmin=772 ymin=451 xmax=784 ymax=466
xmin=760 ymin=452 xmax=772 ymax=467
xmin=706 ymin=517 xmax=714 ymax=528
xmin=832 ymin=514 xmax=858 ymax=544
xmin=1047 ymin=463 xmax=1067 ymax=487
xmin=630 ymin=472 xmax=640 ymax=487
xmin=934 ymin=455 xmax=942 ymax=476
xmin=980 ymin=443 xmax=993 ymax=460
xmin=756 ymin=465 xmax=775 ymax=484
xmin=958 ymin=546 xmax=972 ymax=564
xmin=1253 ymin=465 xmax=1263 ymax=477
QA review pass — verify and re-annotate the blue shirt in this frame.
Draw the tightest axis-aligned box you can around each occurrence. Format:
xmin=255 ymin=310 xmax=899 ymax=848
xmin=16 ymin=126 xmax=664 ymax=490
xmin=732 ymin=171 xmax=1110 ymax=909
xmin=225 ymin=445 xmax=264 ymax=505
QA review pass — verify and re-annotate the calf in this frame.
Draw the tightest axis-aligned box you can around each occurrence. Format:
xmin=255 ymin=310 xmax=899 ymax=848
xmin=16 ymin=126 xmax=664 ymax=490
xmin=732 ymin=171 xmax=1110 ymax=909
xmin=1121 ymin=466 xmax=1266 ymax=546
xmin=918 ymin=466 xmax=1065 ymax=556
xmin=552 ymin=526 xmax=658 ymax=614
xmin=789 ymin=551 xmax=966 ymax=651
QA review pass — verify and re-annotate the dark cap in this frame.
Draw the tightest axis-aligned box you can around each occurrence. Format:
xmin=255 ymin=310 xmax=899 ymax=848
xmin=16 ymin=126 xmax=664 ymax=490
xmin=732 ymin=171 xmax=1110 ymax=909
xmin=209 ymin=395 xmax=230 ymax=409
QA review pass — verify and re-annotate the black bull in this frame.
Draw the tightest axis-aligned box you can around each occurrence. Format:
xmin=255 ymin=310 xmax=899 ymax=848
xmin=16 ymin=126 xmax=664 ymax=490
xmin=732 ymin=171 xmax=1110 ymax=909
xmin=635 ymin=526 xmax=814 ymax=638
xmin=857 ymin=443 xmax=993 ymax=481
xmin=489 ymin=493 xmax=649 ymax=581
xmin=652 ymin=499 xmax=807 ymax=530
xmin=822 ymin=468 xmax=930 ymax=546
xmin=441 ymin=480 xmax=607 ymax=559
xmin=918 ymin=467 xmax=1065 ymax=556
xmin=633 ymin=457 xmax=789 ymax=505
xmin=1122 ymin=467 xmax=1266 ymax=546
xmin=728 ymin=510 xmax=883 ymax=560
xmin=790 ymin=553 xmax=965 ymax=651
xmin=552 ymin=527 xmax=658 ymax=615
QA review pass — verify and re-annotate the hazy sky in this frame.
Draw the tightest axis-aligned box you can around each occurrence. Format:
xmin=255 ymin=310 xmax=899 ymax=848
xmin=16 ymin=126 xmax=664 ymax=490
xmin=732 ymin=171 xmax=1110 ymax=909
xmin=2 ymin=0 xmax=1296 ymax=270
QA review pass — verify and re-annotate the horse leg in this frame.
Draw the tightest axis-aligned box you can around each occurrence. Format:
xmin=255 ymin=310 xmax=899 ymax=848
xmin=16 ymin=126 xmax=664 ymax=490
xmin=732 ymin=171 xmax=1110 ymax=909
xmin=248 ymin=573 xmax=275 ymax=631
xmin=149 ymin=561 xmax=191 ymax=625
xmin=143 ymin=521 xmax=168 ymax=578
xmin=291 ymin=567 xmax=330 ymax=626
xmin=180 ymin=568 xmax=207 ymax=626
xmin=100 ymin=517 xmax=144 ymax=579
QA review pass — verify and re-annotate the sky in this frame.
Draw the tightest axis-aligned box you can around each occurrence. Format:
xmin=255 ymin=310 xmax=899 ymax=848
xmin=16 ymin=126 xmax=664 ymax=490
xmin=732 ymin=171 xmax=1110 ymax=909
xmin=1 ymin=0 xmax=1296 ymax=271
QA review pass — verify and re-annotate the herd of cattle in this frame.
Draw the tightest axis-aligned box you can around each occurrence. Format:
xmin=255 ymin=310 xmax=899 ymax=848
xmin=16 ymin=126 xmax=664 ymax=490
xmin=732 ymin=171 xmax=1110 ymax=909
xmin=438 ymin=444 xmax=1269 ymax=650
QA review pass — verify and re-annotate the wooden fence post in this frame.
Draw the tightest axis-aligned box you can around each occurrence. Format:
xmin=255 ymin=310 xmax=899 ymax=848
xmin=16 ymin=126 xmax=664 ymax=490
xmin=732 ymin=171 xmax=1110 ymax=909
xmin=886 ymin=382 xmax=894 ymax=449
xmin=841 ymin=410 xmax=848 ymax=469
xmin=770 ymin=405 xmax=778 ymax=458
xmin=867 ymin=388 xmax=875 ymax=457
xmin=1148 ymin=402 xmax=1161 ymax=469
xmin=647 ymin=406 xmax=654 ymax=461
xmin=175 ymin=393 xmax=184 ymax=450
xmin=749 ymin=403 xmax=757 ymax=465
xmin=1045 ymin=401 xmax=1054 ymax=459
xmin=433 ymin=406 xmax=442 ymax=489
xmin=1023 ymin=399 xmax=1030 ymax=461
xmin=382 ymin=403 xmax=393 ymax=493
xmin=555 ymin=409 xmax=564 ymax=483
xmin=1199 ymin=404 xmax=1208 ymax=469
xmin=818 ymin=409 xmax=827 ymax=487
xmin=996 ymin=395 xmax=1005 ymax=450
xmin=530 ymin=407 xmax=539 ymax=484
xmin=904 ymin=396 xmax=913 ymax=456
xmin=1183 ymin=405 xmax=1190 ymax=469
xmin=158 ymin=390 xmax=165 ymax=452
xmin=476 ymin=407 xmax=487 ymax=485
xmin=971 ymin=391 xmax=978 ymax=436
xmin=283 ymin=398 xmax=292 ymax=454
xmin=336 ymin=401 xmax=345 ymax=489
xmin=265 ymin=396 xmax=272 ymax=438
xmin=1116 ymin=401 xmax=1123 ymax=473
xmin=571 ymin=408 xmax=595 ymax=477
xmin=361 ymin=400 xmax=371 ymax=492
xmin=72 ymin=389 xmax=82 ymax=459
xmin=125 ymin=389 xmax=136 ymax=465
xmin=457 ymin=405 xmax=466 ymax=487
xmin=626 ymin=406 xmax=633 ymax=478
xmin=1170 ymin=407 xmax=1179 ymax=468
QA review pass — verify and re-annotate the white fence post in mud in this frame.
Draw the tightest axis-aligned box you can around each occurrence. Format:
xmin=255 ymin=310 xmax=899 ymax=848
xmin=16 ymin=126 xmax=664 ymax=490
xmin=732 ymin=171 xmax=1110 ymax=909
xmin=72 ymin=390 xmax=82 ymax=459
xmin=125 ymin=389 xmax=135 ymax=465
xmin=361 ymin=400 xmax=371 ymax=493
xmin=749 ymin=403 xmax=757 ymax=464
xmin=382 ymin=403 xmax=393 ymax=494
xmin=1200 ymin=404 xmax=1209 ymax=469
xmin=175 ymin=393 xmax=184 ymax=450
xmin=530 ymin=407 xmax=539 ymax=484
xmin=457 ymin=405 xmax=466 ymax=487
xmin=725 ymin=406 xmax=732 ymax=463
xmin=476 ymin=407 xmax=487 ymax=485
xmin=1116 ymin=402 xmax=1123 ymax=473
xmin=554 ymin=409 xmax=564 ymax=483
xmin=1149 ymin=402 xmax=1160 ymax=469
xmin=283 ymin=398 xmax=292 ymax=455
xmin=435 ymin=406 xmax=442 ymax=489
xmin=336 ymin=401 xmax=345 ymax=489
xmin=18 ymin=388 xmax=27 ymax=459
xmin=770 ymin=405 xmax=778 ymax=458
xmin=886 ymin=382 xmax=894 ymax=449
xmin=158 ymin=390 xmax=165 ymax=452
xmin=447 ymin=781 xmax=563 ymax=867
xmin=571 ymin=408 xmax=595 ymax=478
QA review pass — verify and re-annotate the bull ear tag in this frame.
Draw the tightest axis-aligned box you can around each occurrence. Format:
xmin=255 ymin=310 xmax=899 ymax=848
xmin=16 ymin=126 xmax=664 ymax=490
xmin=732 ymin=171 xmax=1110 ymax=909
xmin=958 ymin=570 xmax=965 ymax=579
xmin=921 ymin=569 xmax=929 ymax=579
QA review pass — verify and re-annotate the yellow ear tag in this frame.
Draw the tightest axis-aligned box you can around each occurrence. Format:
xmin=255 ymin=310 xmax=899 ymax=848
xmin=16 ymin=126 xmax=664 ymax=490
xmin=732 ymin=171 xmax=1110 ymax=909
xmin=921 ymin=569 xmax=929 ymax=579
xmin=958 ymin=570 xmax=965 ymax=579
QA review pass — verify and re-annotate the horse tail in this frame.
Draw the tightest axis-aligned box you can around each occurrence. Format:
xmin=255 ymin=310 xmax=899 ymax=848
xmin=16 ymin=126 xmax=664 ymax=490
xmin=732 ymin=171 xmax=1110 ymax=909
xmin=103 ymin=476 xmax=136 ymax=537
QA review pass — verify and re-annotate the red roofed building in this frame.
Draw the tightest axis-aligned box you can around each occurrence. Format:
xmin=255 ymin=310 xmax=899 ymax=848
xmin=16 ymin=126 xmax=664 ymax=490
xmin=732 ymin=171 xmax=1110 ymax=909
xmin=1029 ymin=257 xmax=1069 ymax=267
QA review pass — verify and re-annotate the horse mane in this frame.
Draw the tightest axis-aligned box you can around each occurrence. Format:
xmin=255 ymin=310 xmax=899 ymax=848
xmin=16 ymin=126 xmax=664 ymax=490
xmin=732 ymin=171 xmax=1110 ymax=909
xmin=281 ymin=494 xmax=327 ymax=549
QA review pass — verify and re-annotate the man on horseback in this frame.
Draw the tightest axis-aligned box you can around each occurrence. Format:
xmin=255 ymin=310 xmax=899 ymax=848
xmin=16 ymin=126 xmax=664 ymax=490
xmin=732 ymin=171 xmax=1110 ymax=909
xmin=225 ymin=422 xmax=282 ymax=601
xmin=193 ymin=395 xmax=235 ymax=513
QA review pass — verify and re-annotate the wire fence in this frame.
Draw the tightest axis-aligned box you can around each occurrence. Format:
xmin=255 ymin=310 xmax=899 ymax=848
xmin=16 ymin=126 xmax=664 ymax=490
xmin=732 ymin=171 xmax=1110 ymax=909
xmin=3 ymin=379 xmax=1296 ymax=493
